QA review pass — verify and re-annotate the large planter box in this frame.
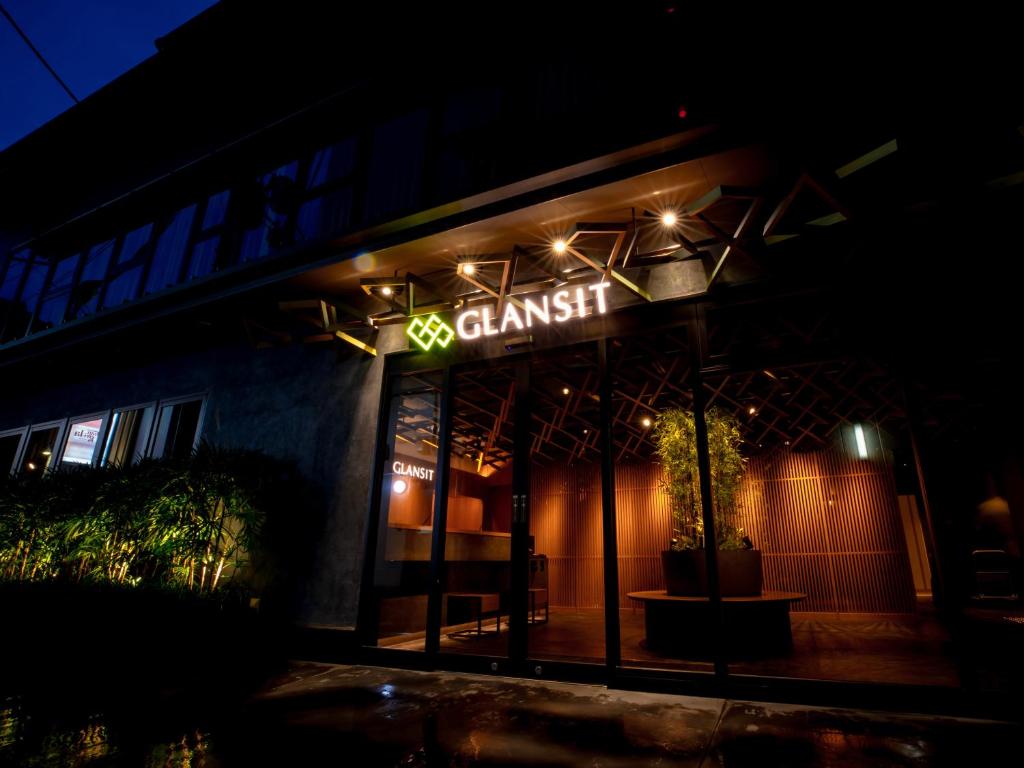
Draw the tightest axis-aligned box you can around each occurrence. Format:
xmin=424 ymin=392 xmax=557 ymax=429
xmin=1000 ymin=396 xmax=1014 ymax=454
xmin=661 ymin=549 xmax=763 ymax=597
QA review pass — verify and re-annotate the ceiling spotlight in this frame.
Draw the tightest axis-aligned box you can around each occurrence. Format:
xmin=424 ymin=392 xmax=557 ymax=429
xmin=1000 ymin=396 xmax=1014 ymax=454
xmin=748 ymin=406 xmax=757 ymax=415
xmin=41 ymin=449 xmax=52 ymax=456
xmin=641 ymin=417 xmax=652 ymax=428
xmin=380 ymin=286 xmax=393 ymax=297
xmin=393 ymin=478 xmax=408 ymax=494
xmin=562 ymin=387 xmax=570 ymax=396
xmin=583 ymin=429 xmax=589 ymax=435
xmin=462 ymin=263 xmax=476 ymax=276
xmin=661 ymin=211 xmax=678 ymax=227
xmin=552 ymin=239 xmax=567 ymax=254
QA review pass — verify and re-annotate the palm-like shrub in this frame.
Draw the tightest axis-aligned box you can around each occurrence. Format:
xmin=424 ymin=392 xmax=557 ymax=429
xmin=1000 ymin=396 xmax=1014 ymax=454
xmin=653 ymin=406 xmax=747 ymax=550
xmin=0 ymin=446 xmax=300 ymax=595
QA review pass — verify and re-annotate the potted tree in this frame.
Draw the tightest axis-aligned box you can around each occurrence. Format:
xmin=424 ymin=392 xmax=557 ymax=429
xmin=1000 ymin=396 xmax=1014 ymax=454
xmin=654 ymin=406 xmax=761 ymax=596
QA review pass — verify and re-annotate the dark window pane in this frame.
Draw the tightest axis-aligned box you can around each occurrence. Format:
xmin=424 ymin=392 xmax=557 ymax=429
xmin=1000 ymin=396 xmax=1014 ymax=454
xmin=35 ymin=252 xmax=80 ymax=330
xmin=201 ymin=190 xmax=230 ymax=230
xmin=72 ymin=240 xmax=115 ymax=318
xmin=186 ymin=236 xmax=219 ymax=280
xmin=145 ymin=205 xmax=197 ymax=294
xmin=1 ymin=250 xmax=28 ymax=300
xmin=305 ymin=138 xmax=357 ymax=189
xmin=101 ymin=408 xmax=152 ymax=467
xmin=0 ymin=433 xmax=22 ymax=474
xmin=102 ymin=224 xmax=152 ymax=309
xmin=295 ymin=186 xmax=353 ymax=242
xmin=1 ymin=250 xmax=30 ymax=342
xmin=442 ymin=87 xmax=502 ymax=136
xmin=7 ymin=259 xmax=50 ymax=338
xmin=20 ymin=427 xmax=59 ymax=474
xmin=240 ymin=161 xmax=298 ymax=262
xmin=153 ymin=400 xmax=203 ymax=459
xmin=366 ymin=110 xmax=429 ymax=220
xmin=119 ymin=224 xmax=153 ymax=264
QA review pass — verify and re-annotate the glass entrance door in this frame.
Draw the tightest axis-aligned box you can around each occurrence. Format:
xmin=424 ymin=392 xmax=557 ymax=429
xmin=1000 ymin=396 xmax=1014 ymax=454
xmin=434 ymin=343 xmax=607 ymax=670
xmin=436 ymin=362 xmax=523 ymax=661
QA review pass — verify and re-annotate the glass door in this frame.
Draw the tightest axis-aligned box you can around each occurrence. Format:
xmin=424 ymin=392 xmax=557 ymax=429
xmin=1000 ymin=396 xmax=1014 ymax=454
xmin=436 ymin=361 xmax=523 ymax=660
xmin=525 ymin=344 xmax=606 ymax=666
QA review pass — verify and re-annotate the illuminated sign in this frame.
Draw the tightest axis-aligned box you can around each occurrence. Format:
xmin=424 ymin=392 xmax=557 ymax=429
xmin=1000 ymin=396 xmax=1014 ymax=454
xmin=406 ymin=314 xmax=455 ymax=351
xmin=61 ymin=418 xmax=102 ymax=465
xmin=455 ymin=282 xmax=610 ymax=341
xmin=392 ymin=460 xmax=436 ymax=481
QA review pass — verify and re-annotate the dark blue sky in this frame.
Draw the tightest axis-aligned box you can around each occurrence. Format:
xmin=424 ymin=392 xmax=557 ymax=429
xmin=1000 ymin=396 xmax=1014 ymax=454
xmin=1 ymin=0 xmax=217 ymax=150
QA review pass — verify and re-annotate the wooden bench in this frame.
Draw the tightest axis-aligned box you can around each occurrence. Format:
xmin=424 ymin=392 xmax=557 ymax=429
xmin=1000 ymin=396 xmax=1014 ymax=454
xmin=627 ymin=590 xmax=806 ymax=657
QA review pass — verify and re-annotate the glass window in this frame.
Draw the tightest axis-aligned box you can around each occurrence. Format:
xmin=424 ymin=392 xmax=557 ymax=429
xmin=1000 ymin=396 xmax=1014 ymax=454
xmin=101 ymin=407 xmax=154 ymax=467
xmin=610 ymin=329 xmax=716 ymax=676
xmin=103 ymin=224 xmax=153 ymax=309
xmin=305 ymin=138 xmax=357 ymax=190
xmin=60 ymin=417 xmax=104 ymax=465
xmin=295 ymin=186 xmax=353 ymax=242
xmin=442 ymin=87 xmax=502 ymax=137
xmin=150 ymin=399 xmax=204 ymax=459
xmin=71 ymin=239 xmax=115 ymax=318
xmin=240 ymin=161 xmax=298 ymax=263
xmin=0 ymin=431 xmax=25 ymax=475
xmin=1 ymin=249 xmax=29 ymax=342
xmin=35 ymin=253 xmax=80 ymax=331
xmin=3 ymin=254 xmax=49 ymax=341
xmin=366 ymin=110 xmax=429 ymax=220
xmin=19 ymin=425 xmax=61 ymax=474
xmin=1 ymin=250 xmax=28 ymax=301
xmin=365 ymin=371 xmax=443 ymax=652
xmin=145 ymin=205 xmax=197 ymax=294
xmin=201 ymin=190 xmax=231 ymax=230
xmin=186 ymin=236 xmax=220 ymax=281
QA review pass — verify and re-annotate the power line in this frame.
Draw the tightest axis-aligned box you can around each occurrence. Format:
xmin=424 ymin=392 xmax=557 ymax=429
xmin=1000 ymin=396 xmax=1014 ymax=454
xmin=1 ymin=1 xmax=79 ymax=104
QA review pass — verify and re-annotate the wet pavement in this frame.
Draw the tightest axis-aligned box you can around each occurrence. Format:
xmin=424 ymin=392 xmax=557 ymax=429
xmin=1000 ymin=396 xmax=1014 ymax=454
xmin=1 ymin=661 xmax=1020 ymax=766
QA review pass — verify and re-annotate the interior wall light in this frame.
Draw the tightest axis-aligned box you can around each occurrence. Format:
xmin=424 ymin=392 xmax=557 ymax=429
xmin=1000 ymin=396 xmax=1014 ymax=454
xmin=393 ymin=478 xmax=408 ymax=494
xmin=854 ymin=424 xmax=868 ymax=459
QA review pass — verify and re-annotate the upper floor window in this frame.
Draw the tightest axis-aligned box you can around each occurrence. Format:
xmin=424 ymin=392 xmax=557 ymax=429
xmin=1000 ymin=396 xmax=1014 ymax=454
xmin=186 ymin=190 xmax=232 ymax=281
xmin=145 ymin=204 xmax=198 ymax=295
xmin=71 ymin=239 xmax=116 ymax=319
xmin=34 ymin=252 xmax=81 ymax=331
xmin=240 ymin=161 xmax=299 ymax=263
xmin=103 ymin=224 xmax=153 ymax=309
xmin=0 ymin=250 xmax=49 ymax=342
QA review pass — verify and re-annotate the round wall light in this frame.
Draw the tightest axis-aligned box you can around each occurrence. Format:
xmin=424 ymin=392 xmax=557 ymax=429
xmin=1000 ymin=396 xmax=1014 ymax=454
xmin=393 ymin=478 xmax=408 ymax=494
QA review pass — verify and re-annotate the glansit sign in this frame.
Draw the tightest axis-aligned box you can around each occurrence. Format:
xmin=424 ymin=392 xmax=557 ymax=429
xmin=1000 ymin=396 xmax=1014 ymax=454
xmin=455 ymin=282 xmax=610 ymax=340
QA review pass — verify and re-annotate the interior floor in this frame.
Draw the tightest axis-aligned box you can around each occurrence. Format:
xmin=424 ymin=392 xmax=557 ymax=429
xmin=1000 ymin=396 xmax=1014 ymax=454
xmin=383 ymin=605 xmax=960 ymax=687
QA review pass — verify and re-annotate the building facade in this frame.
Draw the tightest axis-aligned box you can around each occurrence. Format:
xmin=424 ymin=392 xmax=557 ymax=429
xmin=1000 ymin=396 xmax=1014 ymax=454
xmin=2 ymin=4 xmax=1023 ymax=711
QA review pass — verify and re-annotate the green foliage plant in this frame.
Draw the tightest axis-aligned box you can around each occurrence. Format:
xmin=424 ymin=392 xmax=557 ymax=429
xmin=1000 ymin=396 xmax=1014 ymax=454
xmin=653 ymin=406 xmax=748 ymax=551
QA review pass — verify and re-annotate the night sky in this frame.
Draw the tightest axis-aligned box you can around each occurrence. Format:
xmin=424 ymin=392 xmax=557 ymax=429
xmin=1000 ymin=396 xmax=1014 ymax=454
xmin=0 ymin=0 xmax=217 ymax=150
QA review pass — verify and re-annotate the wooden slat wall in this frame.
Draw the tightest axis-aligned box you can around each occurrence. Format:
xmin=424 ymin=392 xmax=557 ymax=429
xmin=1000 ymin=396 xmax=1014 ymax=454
xmin=530 ymin=448 xmax=917 ymax=613
xmin=530 ymin=463 xmax=605 ymax=608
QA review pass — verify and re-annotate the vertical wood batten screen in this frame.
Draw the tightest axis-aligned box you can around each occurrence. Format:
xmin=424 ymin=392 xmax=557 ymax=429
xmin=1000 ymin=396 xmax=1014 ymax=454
xmin=736 ymin=448 xmax=917 ymax=613
xmin=531 ymin=448 xmax=916 ymax=613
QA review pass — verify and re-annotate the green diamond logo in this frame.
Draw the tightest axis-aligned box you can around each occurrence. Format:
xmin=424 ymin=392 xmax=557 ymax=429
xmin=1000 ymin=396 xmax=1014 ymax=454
xmin=407 ymin=314 xmax=455 ymax=352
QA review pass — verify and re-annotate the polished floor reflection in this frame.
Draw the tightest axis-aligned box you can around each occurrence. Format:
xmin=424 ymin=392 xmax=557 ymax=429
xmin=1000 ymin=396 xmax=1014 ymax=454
xmin=389 ymin=605 xmax=959 ymax=685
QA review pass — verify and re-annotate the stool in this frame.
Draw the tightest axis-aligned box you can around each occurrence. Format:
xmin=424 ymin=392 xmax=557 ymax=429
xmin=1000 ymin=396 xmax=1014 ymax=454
xmin=446 ymin=592 xmax=502 ymax=637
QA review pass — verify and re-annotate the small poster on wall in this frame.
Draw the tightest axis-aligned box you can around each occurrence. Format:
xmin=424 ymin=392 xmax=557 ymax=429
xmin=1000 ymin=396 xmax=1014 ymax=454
xmin=61 ymin=418 xmax=103 ymax=464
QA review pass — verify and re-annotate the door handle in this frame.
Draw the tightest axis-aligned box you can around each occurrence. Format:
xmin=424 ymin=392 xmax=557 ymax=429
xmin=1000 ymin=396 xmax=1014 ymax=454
xmin=513 ymin=494 xmax=528 ymax=524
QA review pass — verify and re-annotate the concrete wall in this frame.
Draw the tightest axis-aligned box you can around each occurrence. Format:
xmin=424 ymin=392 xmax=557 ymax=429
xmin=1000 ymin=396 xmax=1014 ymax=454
xmin=0 ymin=324 xmax=407 ymax=627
